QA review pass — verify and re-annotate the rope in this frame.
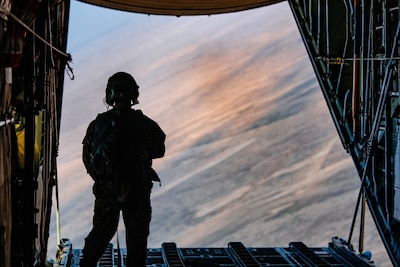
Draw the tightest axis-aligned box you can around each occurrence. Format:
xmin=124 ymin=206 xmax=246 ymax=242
xmin=0 ymin=6 xmax=72 ymax=61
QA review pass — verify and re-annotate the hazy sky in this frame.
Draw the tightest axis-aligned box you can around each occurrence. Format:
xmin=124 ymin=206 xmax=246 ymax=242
xmin=55 ymin=2 xmax=392 ymax=265
xmin=67 ymin=0 xmax=136 ymax=51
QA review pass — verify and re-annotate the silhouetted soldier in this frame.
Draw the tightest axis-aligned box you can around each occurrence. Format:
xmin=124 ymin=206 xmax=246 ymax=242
xmin=80 ymin=72 xmax=166 ymax=267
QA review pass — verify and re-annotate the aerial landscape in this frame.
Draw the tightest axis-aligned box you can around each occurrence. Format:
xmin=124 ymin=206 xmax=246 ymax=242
xmin=48 ymin=1 xmax=391 ymax=265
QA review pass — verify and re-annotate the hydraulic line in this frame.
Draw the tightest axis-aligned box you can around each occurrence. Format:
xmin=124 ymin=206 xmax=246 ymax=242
xmin=352 ymin=0 xmax=360 ymax=138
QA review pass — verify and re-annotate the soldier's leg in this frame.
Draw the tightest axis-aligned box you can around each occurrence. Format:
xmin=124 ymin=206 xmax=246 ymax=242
xmin=80 ymin=199 xmax=119 ymax=267
xmin=122 ymin=199 xmax=151 ymax=267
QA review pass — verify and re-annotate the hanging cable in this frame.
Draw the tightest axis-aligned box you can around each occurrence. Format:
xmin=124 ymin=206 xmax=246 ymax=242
xmin=66 ymin=62 xmax=74 ymax=80
xmin=0 ymin=6 xmax=72 ymax=61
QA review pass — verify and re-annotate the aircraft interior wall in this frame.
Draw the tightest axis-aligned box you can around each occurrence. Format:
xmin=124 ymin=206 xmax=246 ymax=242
xmin=288 ymin=0 xmax=400 ymax=265
xmin=0 ymin=72 xmax=13 ymax=267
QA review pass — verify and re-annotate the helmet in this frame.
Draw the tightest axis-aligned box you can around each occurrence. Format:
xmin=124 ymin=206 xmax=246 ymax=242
xmin=105 ymin=72 xmax=139 ymax=106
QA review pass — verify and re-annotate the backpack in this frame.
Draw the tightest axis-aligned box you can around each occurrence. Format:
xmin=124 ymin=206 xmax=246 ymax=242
xmin=82 ymin=109 xmax=165 ymax=184
xmin=82 ymin=110 xmax=123 ymax=179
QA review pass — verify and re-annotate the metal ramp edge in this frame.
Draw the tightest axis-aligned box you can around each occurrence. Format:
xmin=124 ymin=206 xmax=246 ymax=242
xmin=57 ymin=237 xmax=376 ymax=266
